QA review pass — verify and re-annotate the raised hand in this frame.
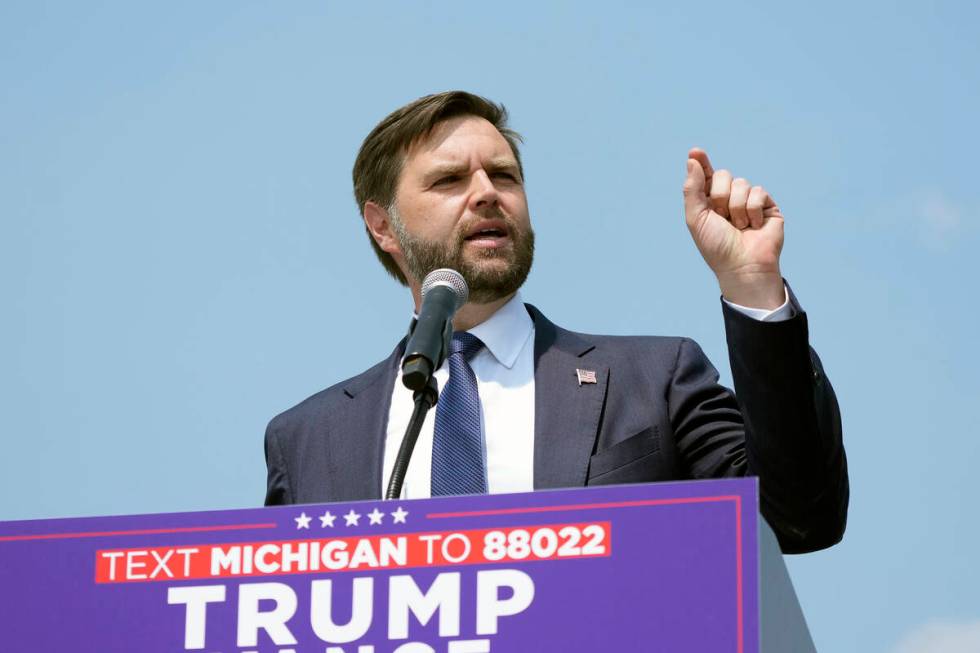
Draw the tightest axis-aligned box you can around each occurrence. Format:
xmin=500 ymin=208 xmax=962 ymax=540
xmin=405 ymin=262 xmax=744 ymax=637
xmin=682 ymin=147 xmax=786 ymax=310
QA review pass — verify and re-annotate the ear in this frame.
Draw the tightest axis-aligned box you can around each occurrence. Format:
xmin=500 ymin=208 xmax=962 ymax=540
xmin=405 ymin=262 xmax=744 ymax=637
xmin=363 ymin=201 xmax=403 ymax=256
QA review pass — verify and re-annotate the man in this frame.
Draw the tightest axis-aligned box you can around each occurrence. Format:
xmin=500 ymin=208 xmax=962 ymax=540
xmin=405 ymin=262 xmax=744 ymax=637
xmin=264 ymin=91 xmax=848 ymax=554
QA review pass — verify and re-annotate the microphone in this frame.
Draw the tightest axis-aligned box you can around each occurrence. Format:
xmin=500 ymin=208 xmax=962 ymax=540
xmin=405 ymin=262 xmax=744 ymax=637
xmin=401 ymin=268 xmax=469 ymax=391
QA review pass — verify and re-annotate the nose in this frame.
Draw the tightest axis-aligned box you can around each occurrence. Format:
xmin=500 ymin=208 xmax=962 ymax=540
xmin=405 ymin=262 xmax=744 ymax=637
xmin=467 ymin=169 xmax=499 ymax=210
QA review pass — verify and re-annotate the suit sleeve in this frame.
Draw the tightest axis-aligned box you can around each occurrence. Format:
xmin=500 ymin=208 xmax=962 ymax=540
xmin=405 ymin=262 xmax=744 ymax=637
xmin=264 ymin=418 xmax=294 ymax=506
xmin=668 ymin=305 xmax=849 ymax=553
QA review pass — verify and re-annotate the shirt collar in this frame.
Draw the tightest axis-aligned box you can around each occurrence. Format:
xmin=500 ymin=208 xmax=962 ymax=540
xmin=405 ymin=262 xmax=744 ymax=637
xmin=466 ymin=291 xmax=534 ymax=369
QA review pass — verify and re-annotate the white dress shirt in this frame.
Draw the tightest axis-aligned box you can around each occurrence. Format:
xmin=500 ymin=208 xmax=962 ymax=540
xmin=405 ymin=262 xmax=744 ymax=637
xmin=381 ymin=289 xmax=794 ymax=499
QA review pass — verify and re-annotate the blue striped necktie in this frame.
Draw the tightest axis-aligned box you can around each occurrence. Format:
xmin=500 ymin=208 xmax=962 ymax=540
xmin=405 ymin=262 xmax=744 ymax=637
xmin=431 ymin=332 xmax=487 ymax=496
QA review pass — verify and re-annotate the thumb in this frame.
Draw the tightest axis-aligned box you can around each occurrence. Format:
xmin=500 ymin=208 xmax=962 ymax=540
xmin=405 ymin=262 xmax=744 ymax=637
xmin=683 ymin=158 xmax=710 ymax=223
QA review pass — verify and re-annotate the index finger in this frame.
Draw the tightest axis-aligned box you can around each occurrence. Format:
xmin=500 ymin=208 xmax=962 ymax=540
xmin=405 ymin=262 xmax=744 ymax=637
xmin=687 ymin=147 xmax=715 ymax=179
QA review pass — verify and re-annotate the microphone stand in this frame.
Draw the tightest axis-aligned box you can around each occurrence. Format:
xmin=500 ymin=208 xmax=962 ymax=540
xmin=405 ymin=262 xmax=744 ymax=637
xmin=386 ymin=291 xmax=457 ymax=499
xmin=386 ymin=314 xmax=448 ymax=500
xmin=385 ymin=376 xmax=438 ymax=500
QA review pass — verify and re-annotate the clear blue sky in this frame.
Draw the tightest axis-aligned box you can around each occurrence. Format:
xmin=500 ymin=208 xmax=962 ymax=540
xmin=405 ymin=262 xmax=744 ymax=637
xmin=2 ymin=2 xmax=978 ymax=651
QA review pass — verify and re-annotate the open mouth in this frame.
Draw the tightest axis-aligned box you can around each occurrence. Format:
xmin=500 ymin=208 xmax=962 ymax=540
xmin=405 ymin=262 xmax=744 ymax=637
xmin=465 ymin=228 xmax=507 ymax=240
xmin=463 ymin=220 xmax=510 ymax=247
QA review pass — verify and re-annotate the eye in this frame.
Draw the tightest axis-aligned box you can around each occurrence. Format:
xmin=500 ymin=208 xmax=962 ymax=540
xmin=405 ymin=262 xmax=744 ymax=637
xmin=492 ymin=172 xmax=519 ymax=183
xmin=432 ymin=175 xmax=461 ymax=187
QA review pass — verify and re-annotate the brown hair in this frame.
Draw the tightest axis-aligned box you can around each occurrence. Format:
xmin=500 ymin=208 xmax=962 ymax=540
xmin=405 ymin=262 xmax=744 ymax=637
xmin=352 ymin=91 xmax=524 ymax=285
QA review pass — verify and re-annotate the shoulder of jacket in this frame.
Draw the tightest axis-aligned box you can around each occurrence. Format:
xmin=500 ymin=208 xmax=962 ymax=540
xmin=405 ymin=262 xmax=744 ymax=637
xmin=565 ymin=328 xmax=694 ymax=357
xmin=266 ymin=354 xmax=393 ymax=434
xmin=527 ymin=303 xmax=692 ymax=356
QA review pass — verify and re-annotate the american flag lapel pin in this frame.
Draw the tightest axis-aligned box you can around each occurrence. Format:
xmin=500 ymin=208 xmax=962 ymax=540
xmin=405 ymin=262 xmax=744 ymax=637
xmin=576 ymin=368 xmax=597 ymax=386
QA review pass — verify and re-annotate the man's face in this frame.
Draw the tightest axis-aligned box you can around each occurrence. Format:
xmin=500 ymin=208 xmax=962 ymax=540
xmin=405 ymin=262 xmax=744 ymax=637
xmin=389 ymin=116 xmax=534 ymax=304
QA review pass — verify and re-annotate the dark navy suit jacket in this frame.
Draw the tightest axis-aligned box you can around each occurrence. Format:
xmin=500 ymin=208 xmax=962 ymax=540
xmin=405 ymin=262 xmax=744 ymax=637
xmin=264 ymin=302 xmax=848 ymax=553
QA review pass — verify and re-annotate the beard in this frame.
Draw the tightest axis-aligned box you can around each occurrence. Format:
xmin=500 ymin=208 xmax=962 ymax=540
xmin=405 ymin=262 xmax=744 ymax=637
xmin=390 ymin=206 xmax=535 ymax=304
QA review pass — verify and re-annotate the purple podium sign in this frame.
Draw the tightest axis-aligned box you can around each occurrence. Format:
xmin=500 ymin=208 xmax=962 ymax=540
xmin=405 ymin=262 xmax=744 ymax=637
xmin=0 ymin=479 xmax=768 ymax=652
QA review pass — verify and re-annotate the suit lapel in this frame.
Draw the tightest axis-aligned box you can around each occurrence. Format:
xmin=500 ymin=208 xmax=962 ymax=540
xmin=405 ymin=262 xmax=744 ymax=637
xmin=528 ymin=305 xmax=609 ymax=490
xmin=337 ymin=341 xmax=403 ymax=500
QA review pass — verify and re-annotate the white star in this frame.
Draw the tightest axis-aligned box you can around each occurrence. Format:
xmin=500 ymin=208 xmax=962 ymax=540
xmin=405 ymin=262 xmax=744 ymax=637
xmin=390 ymin=506 xmax=409 ymax=524
xmin=294 ymin=512 xmax=311 ymax=529
xmin=343 ymin=509 xmax=361 ymax=526
xmin=367 ymin=508 xmax=385 ymax=525
xmin=318 ymin=511 xmax=336 ymax=528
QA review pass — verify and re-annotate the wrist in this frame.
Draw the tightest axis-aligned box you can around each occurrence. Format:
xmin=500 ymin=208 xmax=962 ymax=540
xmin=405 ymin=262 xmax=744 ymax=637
xmin=717 ymin=271 xmax=785 ymax=310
